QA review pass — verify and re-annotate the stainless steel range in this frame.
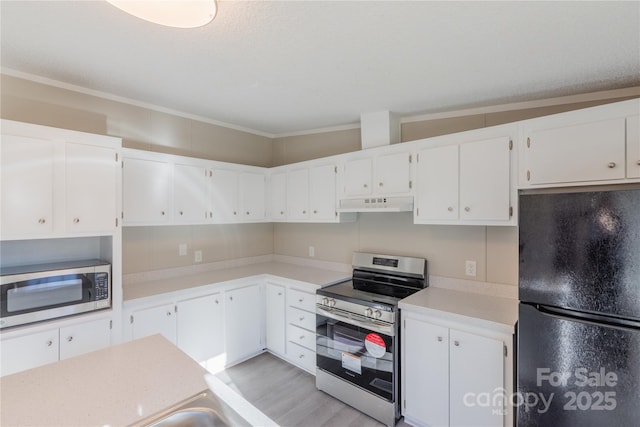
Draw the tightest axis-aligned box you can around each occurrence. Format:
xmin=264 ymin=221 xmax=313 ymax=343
xmin=315 ymin=252 xmax=428 ymax=427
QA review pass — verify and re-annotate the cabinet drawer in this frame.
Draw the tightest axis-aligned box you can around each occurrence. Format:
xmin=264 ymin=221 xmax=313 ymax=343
xmin=287 ymin=306 xmax=316 ymax=331
xmin=288 ymin=323 xmax=315 ymax=351
xmin=288 ymin=288 xmax=315 ymax=312
xmin=287 ymin=341 xmax=315 ymax=373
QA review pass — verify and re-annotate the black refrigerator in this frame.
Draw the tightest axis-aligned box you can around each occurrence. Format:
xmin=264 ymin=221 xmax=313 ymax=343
xmin=517 ymin=186 xmax=640 ymax=426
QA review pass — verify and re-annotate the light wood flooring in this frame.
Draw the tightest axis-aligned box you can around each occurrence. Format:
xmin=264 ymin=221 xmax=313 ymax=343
xmin=215 ymin=352 xmax=411 ymax=427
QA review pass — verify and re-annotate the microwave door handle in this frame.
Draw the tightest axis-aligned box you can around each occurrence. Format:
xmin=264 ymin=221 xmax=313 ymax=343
xmin=316 ymin=305 xmax=394 ymax=336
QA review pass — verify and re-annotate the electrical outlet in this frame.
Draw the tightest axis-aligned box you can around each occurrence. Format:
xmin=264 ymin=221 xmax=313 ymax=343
xmin=465 ymin=260 xmax=477 ymax=277
xmin=194 ymin=250 xmax=203 ymax=263
xmin=308 ymin=246 xmax=315 ymax=257
xmin=179 ymin=243 xmax=187 ymax=256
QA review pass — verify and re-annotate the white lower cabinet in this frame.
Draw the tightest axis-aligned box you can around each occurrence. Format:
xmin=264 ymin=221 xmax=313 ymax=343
xmin=285 ymin=287 xmax=317 ymax=373
xmin=224 ymin=283 xmax=263 ymax=365
xmin=130 ymin=302 xmax=177 ymax=344
xmin=1 ymin=317 xmax=112 ymax=377
xmin=265 ymin=282 xmax=286 ymax=356
xmin=177 ymin=293 xmax=224 ymax=363
xmin=403 ymin=313 xmax=509 ymax=427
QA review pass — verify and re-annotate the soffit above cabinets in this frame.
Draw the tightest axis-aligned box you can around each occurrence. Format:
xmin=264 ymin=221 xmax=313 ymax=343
xmin=1 ymin=1 xmax=638 ymax=136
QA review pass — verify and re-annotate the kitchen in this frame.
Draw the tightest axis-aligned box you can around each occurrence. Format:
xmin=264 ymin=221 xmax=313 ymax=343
xmin=1 ymin=1 xmax=639 ymax=427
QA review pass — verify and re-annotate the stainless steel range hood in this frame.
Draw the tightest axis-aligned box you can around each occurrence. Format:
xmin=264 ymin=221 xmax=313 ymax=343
xmin=337 ymin=196 xmax=414 ymax=213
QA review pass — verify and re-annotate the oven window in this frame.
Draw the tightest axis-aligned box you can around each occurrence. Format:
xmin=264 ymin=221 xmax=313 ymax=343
xmin=7 ymin=276 xmax=83 ymax=313
xmin=316 ymin=313 xmax=395 ymax=401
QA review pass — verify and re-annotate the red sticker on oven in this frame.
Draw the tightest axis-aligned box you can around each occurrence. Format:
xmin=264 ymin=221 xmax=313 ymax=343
xmin=365 ymin=333 xmax=386 ymax=358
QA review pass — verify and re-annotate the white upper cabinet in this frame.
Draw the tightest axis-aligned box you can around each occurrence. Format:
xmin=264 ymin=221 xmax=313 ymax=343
xmin=523 ymin=118 xmax=626 ymax=185
xmin=1 ymin=121 xmax=121 ymax=239
xmin=174 ymin=163 xmax=210 ymax=224
xmin=343 ymin=157 xmax=372 ymax=197
xmin=65 ymin=143 xmax=118 ymax=233
xmin=415 ymin=135 xmax=512 ymax=225
xmin=342 ymin=150 xmax=412 ymax=198
xmin=1 ymin=135 xmax=55 ymax=237
xmin=210 ymin=168 xmax=239 ymax=222
xmin=268 ymin=171 xmax=287 ymax=221
xmin=374 ymin=151 xmax=412 ymax=195
xmin=627 ymin=115 xmax=640 ymax=179
xmin=309 ymin=164 xmax=337 ymax=221
xmin=239 ymin=171 xmax=265 ymax=221
xmin=123 ymin=157 xmax=171 ymax=225
xmin=286 ymin=168 xmax=309 ymax=220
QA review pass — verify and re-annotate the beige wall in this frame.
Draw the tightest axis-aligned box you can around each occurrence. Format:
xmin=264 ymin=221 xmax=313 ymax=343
xmin=0 ymin=74 xmax=273 ymax=167
xmin=272 ymin=128 xmax=361 ymax=166
xmin=274 ymin=214 xmax=519 ymax=285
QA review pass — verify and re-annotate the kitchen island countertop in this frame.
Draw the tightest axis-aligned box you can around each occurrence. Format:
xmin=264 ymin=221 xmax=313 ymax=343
xmin=0 ymin=335 xmax=212 ymax=427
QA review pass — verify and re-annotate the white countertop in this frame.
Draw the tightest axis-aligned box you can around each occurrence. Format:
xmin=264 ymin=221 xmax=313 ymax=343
xmin=399 ymin=286 xmax=518 ymax=334
xmin=124 ymin=261 xmax=350 ymax=301
xmin=0 ymin=335 xmax=210 ymax=427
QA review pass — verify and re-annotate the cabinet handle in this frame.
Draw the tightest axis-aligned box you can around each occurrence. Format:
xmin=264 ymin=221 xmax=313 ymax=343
xmin=299 ymin=316 xmax=305 ymax=321
xmin=379 ymin=182 xmax=384 ymax=187
xmin=300 ymin=335 xmax=305 ymax=340
xmin=278 ymin=292 xmax=282 ymax=296
xmin=280 ymin=211 xmax=284 ymax=215
xmin=313 ymin=210 xmax=318 ymax=214
xmin=302 ymin=210 xmax=307 ymax=214
xmin=464 ymin=207 xmax=470 ymax=212
xmin=363 ymin=184 xmax=368 ymax=188
xmin=166 ymin=311 xmax=172 ymax=317
xmin=73 ymin=218 xmax=80 ymax=224
xmin=233 ymin=211 xmax=237 ymax=216
xmin=637 ymin=160 xmax=640 ymax=166
xmin=608 ymin=162 xmax=617 ymax=168
xmin=38 ymin=218 xmax=46 ymax=224
xmin=46 ymin=340 xmax=53 ymax=347
xmin=179 ymin=211 xmax=183 ymax=216
xmin=447 ymin=207 xmax=453 ymax=212
xmin=161 ymin=211 xmax=165 ymax=216
xmin=299 ymin=354 xmax=304 ymax=359
xmin=229 ymin=296 xmax=233 ymax=301
xmin=454 ymin=340 xmax=460 ymax=347
xmin=437 ymin=336 xmax=443 ymax=342
xmin=215 ymin=299 xmax=219 ymax=304
xmin=67 ymin=336 xmax=74 ymax=343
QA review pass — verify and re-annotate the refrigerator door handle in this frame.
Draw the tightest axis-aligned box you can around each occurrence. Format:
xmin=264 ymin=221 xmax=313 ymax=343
xmin=535 ymin=303 xmax=640 ymax=330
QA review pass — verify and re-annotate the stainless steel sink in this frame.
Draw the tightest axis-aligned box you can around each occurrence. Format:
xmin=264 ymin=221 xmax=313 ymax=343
xmin=131 ymin=389 xmax=247 ymax=427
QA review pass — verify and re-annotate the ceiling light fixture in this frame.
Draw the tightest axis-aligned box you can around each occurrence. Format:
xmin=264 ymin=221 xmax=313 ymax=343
xmin=106 ymin=0 xmax=217 ymax=28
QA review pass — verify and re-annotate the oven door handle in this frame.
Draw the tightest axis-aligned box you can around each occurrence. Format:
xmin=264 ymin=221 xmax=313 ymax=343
xmin=316 ymin=305 xmax=395 ymax=336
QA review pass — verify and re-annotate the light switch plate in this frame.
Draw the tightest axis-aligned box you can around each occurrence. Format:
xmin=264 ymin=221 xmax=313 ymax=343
xmin=465 ymin=260 xmax=477 ymax=277
xmin=179 ymin=243 xmax=187 ymax=256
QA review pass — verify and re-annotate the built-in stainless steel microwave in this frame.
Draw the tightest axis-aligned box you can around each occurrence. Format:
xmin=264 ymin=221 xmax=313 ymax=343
xmin=0 ymin=259 xmax=111 ymax=329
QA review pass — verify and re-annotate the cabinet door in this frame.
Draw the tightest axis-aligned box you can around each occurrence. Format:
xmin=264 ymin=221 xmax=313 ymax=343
xmin=460 ymin=137 xmax=511 ymax=221
xmin=59 ymin=318 xmax=111 ymax=360
xmin=268 ymin=172 xmax=287 ymax=220
xmin=526 ymin=118 xmax=626 ymax=184
xmin=375 ymin=151 xmax=411 ymax=194
xmin=403 ymin=317 xmax=449 ymax=426
xmin=286 ymin=168 xmax=309 ymax=220
xmin=627 ymin=115 xmax=640 ymax=179
xmin=131 ymin=303 xmax=177 ymax=344
xmin=66 ymin=143 xmax=118 ymax=233
xmin=265 ymin=283 xmax=286 ymax=356
xmin=343 ymin=158 xmax=372 ymax=196
xmin=225 ymin=284 xmax=262 ymax=365
xmin=123 ymin=158 xmax=171 ymax=224
xmin=449 ymin=329 xmax=504 ymax=427
xmin=177 ymin=293 xmax=224 ymax=363
xmin=211 ymin=169 xmax=239 ymax=222
xmin=1 ymin=329 xmax=59 ymax=376
xmin=309 ymin=164 xmax=337 ymax=221
xmin=416 ymin=145 xmax=459 ymax=221
xmin=240 ymin=171 xmax=265 ymax=221
xmin=174 ymin=163 xmax=210 ymax=224
xmin=0 ymin=135 xmax=54 ymax=236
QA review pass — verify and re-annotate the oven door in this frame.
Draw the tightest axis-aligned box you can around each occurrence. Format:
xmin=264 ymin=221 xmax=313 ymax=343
xmin=316 ymin=305 xmax=397 ymax=402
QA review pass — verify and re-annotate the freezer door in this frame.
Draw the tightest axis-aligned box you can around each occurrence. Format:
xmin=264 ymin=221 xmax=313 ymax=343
xmin=519 ymin=188 xmax=640 ymax=320
xmin=517 ymin=304 xmax=640 ymax=426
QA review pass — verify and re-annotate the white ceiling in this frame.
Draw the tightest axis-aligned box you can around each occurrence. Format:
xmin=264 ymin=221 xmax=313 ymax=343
xmin=1 ymin=1 xmax=639 ymax=137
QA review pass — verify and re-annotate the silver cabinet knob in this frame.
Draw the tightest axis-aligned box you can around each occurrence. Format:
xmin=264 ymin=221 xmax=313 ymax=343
xmin=233 ymin=211 xmax=237 ymax=216
xmin=215 ymin=299 xmax=219 ymax=304
xmin=447 ymin=207 xmax=453 ymax=212
xmin=464 ymin=207 xmax=470 ymax=212
xmin=302 ymin=210 xmax=307 ymax=214
xmin=299 ymin=316 xmax=305 ymax=321
xmin=300 ymin=335 xmax=305 ymax=340
xmin=363 ymin=184 xmax=368 ymax=188
xmin=313 ymin=210 xmax=318 ymax=214
xmin=179 ymin=211 xmax=183 ymax=216
xmin=454 ymin=340 xmax=460 ymax=347
xmin=246 ymin=211 xmax=250 ymax=215
xmin=46 ymin=340 xmax=53 ymax=347
xmin=67 ymin=336 xmax=74 ymax=342
xmin=229 ymin=296 xmax=233 ymax=301
xmin=437 ymin=336 xmax=443 ymax=342
xmin=299 ymin=354 xmax=304 ymax=359
xmin=38 ymin=218 xmax=46 ymax=224
xmin=161 ymin=211 xmax=165 ymax=216
xmin=280 ymin=211 xmax=284 ymax=215
xmin=298 ymin=298 xmax=304 ymax=303
xmin=608 ymin=162 xmax=616 ymax=168
xmin=379 ymin=182 xmax=384 ymax=187
xmin=166 ymin=311 xmax=172 ymax=317
xmin=636 ymin=160 xmax=640 ymax=166
xmin=73 ymin=218 xmax=80 ymax=223
xmin=278 ymin=292 xmax=282 ymax=296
